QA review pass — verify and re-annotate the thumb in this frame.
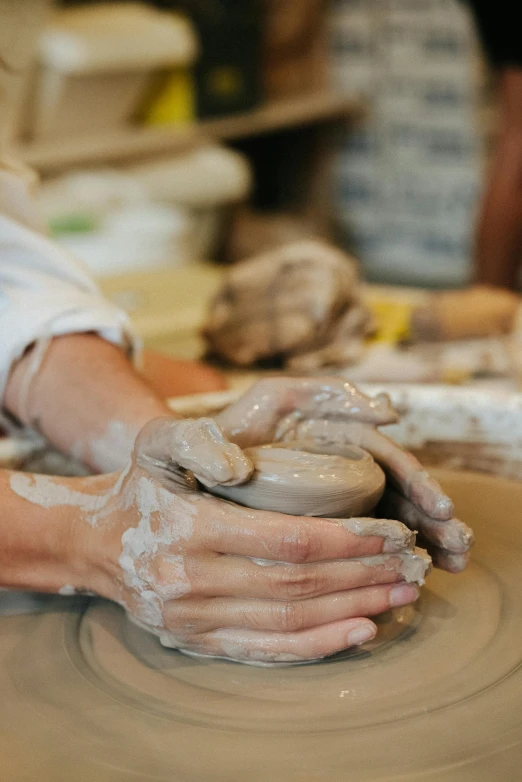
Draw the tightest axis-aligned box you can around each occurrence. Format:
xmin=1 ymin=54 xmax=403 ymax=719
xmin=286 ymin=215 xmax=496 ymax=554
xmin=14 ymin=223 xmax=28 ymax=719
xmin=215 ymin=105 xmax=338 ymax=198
xmin=134 ymin=416 xmax=253 ymax=489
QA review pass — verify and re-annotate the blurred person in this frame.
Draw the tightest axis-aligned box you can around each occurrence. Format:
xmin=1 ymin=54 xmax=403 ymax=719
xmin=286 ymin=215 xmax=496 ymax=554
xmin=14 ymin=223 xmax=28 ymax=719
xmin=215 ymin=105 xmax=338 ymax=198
xmin=468 ymin=0 xmax=522 ymax=289
xmin=0 ymin=0 xmax=467 ymax=664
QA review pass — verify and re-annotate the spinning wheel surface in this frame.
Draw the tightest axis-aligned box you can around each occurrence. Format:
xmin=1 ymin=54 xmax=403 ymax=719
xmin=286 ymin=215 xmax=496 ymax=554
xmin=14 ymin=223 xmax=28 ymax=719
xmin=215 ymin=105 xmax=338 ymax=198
xmin=1 ymin=470 xmax=522 ymax=781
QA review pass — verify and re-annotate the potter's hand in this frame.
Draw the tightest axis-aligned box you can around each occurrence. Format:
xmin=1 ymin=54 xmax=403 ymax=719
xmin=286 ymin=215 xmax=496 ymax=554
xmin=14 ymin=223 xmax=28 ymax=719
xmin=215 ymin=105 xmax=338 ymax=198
xmin=279 ymin=418 xmax=474 ymax=572
xmin=215 ymin=377 xmax=398 ymax=449
xmin=90 ymin=416 xmax=421 ymax=665
xmin=246 ymin=379 xmax=475 ymax=573
xmin=375 ymin=486 xmax=473 ymax=573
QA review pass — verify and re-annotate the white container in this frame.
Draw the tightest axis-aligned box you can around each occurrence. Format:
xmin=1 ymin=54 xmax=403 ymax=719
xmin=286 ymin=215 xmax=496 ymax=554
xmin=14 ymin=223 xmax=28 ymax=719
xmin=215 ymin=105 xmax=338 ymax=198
xmin=31 ymin=2 xmax=198 ymax=139
xmin=128 ymin=146 xmax=252 ymax=259
xmin=37 ymin=144 xmax=252 ymax=268
xmin=58 ymin=203 xmax=194 ymax=277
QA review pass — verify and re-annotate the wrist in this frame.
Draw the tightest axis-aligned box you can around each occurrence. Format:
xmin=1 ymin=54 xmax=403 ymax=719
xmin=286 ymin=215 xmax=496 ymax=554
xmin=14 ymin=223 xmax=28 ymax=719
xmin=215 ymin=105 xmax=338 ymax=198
xmin=4 ymin=334 xmax=176 ymax=473
xmin=1 ymin=471 xmax=117 ymax=596
xmin=66 ymin=471 xmax=131 ymax=601
xmin=63 ymin=472 xmax=126 ymax=598
xmin=0 ymin=489 xmax=78 ymax=595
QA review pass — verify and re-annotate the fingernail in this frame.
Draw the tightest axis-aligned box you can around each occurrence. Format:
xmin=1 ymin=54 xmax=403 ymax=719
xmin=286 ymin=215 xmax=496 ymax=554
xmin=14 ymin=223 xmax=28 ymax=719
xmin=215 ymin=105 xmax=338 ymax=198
xmin=389 ymin=583 xmax=420 ymax=608
xmin=347 ymin=625 xmax=376 ymax=647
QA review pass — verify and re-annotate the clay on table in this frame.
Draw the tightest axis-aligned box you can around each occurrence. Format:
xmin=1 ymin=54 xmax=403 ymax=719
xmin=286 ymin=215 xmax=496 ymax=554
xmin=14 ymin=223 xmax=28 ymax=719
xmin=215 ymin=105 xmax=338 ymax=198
xmin=203 ymin=239 xmax=374 ymax=369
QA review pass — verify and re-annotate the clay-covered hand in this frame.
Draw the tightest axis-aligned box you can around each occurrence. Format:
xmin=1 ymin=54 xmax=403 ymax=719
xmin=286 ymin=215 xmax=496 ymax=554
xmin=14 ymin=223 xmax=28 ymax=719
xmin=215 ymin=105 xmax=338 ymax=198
xmin=216 ymin=377 xmax=474 ymax=573
xmin=214 ymin=376 xmax=398 ymax=449
xmin=88 ymin=416 xmax=422 ymax=665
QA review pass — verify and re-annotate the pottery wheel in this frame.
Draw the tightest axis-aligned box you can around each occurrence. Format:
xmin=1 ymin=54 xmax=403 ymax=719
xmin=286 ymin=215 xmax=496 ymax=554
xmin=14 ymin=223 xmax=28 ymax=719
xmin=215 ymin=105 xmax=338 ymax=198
xmin=1 ymin=469 xmax=522 ymax=781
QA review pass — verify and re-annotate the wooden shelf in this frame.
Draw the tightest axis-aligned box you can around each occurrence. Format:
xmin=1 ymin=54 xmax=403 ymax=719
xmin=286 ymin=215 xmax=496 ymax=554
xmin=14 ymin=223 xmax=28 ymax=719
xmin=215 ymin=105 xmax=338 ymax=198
xmin=15 ymin=91 xmax=364 ymax=172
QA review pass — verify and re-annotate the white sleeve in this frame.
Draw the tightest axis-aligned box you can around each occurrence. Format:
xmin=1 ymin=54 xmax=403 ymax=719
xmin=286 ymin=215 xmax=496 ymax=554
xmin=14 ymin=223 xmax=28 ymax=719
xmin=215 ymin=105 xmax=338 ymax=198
xmin=0 ymin=160 xmax=137 ymax=403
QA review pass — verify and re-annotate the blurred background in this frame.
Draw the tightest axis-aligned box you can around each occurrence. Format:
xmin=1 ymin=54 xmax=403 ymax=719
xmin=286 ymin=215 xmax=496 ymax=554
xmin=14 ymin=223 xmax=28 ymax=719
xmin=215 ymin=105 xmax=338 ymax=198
xmin=4 ymin=0 xmax=509 ymax=376
xmin=6 ymin=0 xmax=491 ymax=283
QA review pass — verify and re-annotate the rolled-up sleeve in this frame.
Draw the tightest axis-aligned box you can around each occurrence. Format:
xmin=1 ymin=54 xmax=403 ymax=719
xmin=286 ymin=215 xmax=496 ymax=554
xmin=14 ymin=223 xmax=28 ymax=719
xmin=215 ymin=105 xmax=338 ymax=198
xmin=0 ymin=2 xmax=135 ymax=403
xmin=0 ymin=164 xmax=137 ymax=403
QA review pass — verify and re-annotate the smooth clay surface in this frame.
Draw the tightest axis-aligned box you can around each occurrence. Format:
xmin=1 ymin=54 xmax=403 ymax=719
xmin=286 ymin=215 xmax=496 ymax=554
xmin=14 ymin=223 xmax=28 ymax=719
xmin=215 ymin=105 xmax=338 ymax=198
xmin=208 ymin=442 xmax=386 ymax=517
xmin=1 ymin=470 xmax=522 ymax=780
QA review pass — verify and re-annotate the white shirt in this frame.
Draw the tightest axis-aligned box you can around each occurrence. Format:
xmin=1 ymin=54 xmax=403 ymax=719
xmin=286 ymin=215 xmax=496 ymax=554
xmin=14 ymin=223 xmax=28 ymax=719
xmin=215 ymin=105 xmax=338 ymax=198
xmin=0 ymin=157 xmax=135 ymax=403
xmin=0 ymin=0 xmax=134 ymax=404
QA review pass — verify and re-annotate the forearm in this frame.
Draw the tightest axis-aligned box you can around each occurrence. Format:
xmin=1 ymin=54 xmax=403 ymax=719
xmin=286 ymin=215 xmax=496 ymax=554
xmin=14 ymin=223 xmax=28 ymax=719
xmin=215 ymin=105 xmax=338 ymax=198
xmin=0 ymin=469 xmax=108 ymax=594
xmin=4 ymin=334 xmax=175 ymax=473
xmin=474 ymin=69 xmax=522 ymax=289
xmin=475 ymin=129 xmax=522 ymax=288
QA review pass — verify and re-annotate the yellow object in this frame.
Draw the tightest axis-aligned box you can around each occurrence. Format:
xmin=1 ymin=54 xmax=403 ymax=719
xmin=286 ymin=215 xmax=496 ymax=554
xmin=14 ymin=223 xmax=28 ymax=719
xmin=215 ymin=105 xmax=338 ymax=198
xmin=441 ymin=367 xmax=472 ymax=385
xmin=207 ymin=66 xmax=244 ymax=97
xmin=144 ymin=69 xmax=196 ymax=125
xmin=367 ymin=299 xmax=413 ymax=345
xmin=33 ymin=4 xmax=198 ymax=139
xmin=99 ymin=263 xmax=224 ymax=358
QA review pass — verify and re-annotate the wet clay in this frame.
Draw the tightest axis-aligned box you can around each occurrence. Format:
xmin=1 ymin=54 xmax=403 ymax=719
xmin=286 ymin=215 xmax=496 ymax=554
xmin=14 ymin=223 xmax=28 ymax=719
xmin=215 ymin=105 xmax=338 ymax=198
xmin=8 ymin=414 xmax=427 ymax=666
xmin=250 ymin=547 xmax=431 ymax=587
xmin=251 ymin=545 xmax=430 ymax=577
xmin=203 ymin=240 xmax=374 ymax=369
xmin=352 ymin=547 xmax=432 ymax=584
xmin=0 ymin=469 xmax=521 ymax=781
xmin=135 ymin=416 xmax=253 ymax=489
xmin=208 ymin=442 xmax=386 ymax=518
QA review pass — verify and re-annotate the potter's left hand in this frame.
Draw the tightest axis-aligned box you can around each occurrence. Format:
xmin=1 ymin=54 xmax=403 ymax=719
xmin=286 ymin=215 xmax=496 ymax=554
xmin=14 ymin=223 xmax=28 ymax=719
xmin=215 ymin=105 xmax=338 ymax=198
xmin=215 ymin=377 xmax=474 ymax=573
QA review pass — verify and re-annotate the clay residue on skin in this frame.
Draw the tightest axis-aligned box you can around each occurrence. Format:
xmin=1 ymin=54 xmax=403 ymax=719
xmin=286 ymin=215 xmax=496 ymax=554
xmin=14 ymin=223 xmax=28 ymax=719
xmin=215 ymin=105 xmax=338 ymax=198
xmin=358 ymin=547 xmax=432 ymax=586
xmin=118 ymin=473 xmax=195 ymax=628
xmin=153 ymin=555 xmax=192 ymax=601
xmin=275 ymin=385 xmax=398 ymax=432
xmin=215 ymin=378 xmax=398 ymax=449
xmin=250 ymin=546 xmax=429 ymax=585
xmin=278 ymin=418 xmax=455 ymax=521
xmin=9 ymin=462 xmax=131 ymax=527
xmin=10 ymin=472 xmax=108 ymax=515
xmin=175 ymin=648 xmax=306 ymax=667
xmin=136 ymin=417 xmax=253 ymax=489
xmin=208 ymin=443 xmax=386 ymax=518
xmin=72 ymin=420 xmax=137 ymax=472
xmin=90 ymin=420 xmax=136 ymax=471
xmin=180 ymin=641 xmax=306 ymax=667
xmin=430 ymin=547 xmax=469 ymax=573
xmin=7 ymin=389 xmax=447 ymax=666
xmin=377 ymin=487 xmax=474 ymax=554
xmin=339 ymin=517 xmax=415 ymax=553
xmin=117 ymin=407 xmax=435 ymax=664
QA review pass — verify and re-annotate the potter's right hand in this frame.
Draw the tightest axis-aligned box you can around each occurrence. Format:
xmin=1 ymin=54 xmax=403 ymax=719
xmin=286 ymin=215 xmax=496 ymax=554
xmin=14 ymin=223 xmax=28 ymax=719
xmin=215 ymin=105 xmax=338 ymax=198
xmin=86 ymin=417 xmax=420 ymax=665
xmin=243 ymin=377 xmax=474 ymax=573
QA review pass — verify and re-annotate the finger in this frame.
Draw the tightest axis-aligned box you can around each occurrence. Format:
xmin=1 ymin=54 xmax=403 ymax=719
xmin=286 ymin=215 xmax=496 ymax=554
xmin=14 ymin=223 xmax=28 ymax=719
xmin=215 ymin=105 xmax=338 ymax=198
xmin=285 ymin=419 xmax=454 ymax=521
xmin=283 ymin=378 xmax=398 ymax=426
xmin=428 ymin=546 xmax=470 ymax=573
xmin=216 ymin=378 xmax=398 ymax=448
xmin=346 ymin=425 xmax=454 ymax=520
xmin=164 ymin=583 xmax=420 ymax=634
xmin=201 ymin=500 xmax=414 ymax=561
xmin=378 ymin=487 xmax=474 ymax=554
xmin=188 ymin=550 xmax=427 ymax=600
xmin=135 ymin=416 xmax=253 ymax=487
xmin=183 ymin=617 xmax=380 ymax=664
